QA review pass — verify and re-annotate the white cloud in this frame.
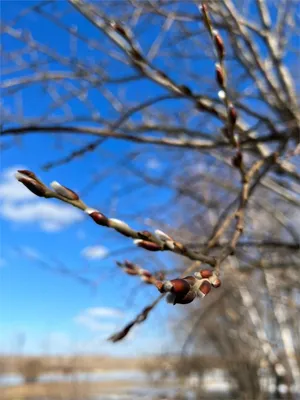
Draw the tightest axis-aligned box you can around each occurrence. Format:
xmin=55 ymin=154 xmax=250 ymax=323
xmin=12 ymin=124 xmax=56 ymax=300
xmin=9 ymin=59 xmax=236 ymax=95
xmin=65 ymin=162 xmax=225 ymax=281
xmin=81 ymin=245 xmax=108 ymax=260
xmin=74 ymin=315 xmax=116 ymax=332
xmin=0 ymin=165 xmax=82 ymax=232
xmin=0 ymin=165 xmax=36 ymax=201
xmin=86 ymin=307 xmax=124 ymax=318
xmin=2 ymin=201 xmax=81 ymax=224
xmin=40 ymin=221 xmax=66 ymax=232
xmin=74 ymin=307 xmax=124 ymax=332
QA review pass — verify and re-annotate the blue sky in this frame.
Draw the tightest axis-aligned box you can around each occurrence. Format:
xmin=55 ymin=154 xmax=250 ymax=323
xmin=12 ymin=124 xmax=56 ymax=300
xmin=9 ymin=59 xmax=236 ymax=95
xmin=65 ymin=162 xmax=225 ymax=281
xmin=0 ymin=1 xmax=182 ymax=356
xmin=0 ymin=158 xmax=175 ymax=356
xmin=1 ymin=0 xmax=298 ymax=357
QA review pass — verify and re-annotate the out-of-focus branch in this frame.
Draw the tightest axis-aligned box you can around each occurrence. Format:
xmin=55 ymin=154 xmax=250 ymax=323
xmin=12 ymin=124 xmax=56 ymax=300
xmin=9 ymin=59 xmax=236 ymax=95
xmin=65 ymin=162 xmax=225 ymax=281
xmin=108 ymin=294 xmax=164 ymax=342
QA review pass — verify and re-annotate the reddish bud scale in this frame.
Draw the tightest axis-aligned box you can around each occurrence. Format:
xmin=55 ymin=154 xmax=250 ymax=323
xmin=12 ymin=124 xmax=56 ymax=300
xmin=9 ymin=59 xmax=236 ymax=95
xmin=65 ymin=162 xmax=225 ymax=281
xmin=170 ymin=279 xmax=191 ymax=297
xmin=89 ymin=211 xmax=109 ymax=226
xmin=199 ymin=269 xmax=213 ymax=279
xmin=138 ymin=231 xmax=152 ymax=240
xmin=60 ymin=186 xmax=79 ymax=200
xmin=216 ymin=64 xmax=225 ymax=87
xmin=124 ymin=260 xmax=134 ymax=267
xmin=124 ymin=261 xmax=136 ymax=271
xmin=19 ymin=178 xmax=46 ymax=197
xmin=142 ymin=270 xmax=152 ymax=278
xmin=174 ymin=291 xmax=196 ymax=305
xmin=182 ymin=276 xmax=197 ymax=286
xmin=125 ymin=269 xmax=138 ymax=276
xmin=199 ymin=281 xmax=212 ymax=296
xmin=200 ymin=4 xmax=208 ymax=13
xmin=52 ymin=182 xmax=79 ymax=200
xmin=136 ymin=240 xmax=162 ymax=252
xmin=214 ymin=34 xmax=225 ymax=59
xmin=200 ymin=4 xmax=210 ymax=30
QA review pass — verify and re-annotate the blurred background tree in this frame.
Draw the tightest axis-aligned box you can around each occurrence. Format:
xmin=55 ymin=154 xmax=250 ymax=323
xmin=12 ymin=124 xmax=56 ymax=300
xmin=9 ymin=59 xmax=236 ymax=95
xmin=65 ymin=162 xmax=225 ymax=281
xmin=18 ymin=358 xmax=44 ymax=384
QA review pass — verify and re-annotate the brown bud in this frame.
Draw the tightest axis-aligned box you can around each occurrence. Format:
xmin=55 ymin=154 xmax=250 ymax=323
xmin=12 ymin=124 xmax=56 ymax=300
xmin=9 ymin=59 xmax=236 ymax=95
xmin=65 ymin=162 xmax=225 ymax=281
xmin=138 ymin=231 xmax=152 ymax=240
xmin=182 ymin=276 xmax=197 ymax=286
xmin=17 ymin=169 xmax=37 ymax=179
xmin=201 ymin=4 xmax=211 ymax=31
xmin=88 ymin=211 xmax=109 ymax=226
xmin=141 ymin=270 xmax=152 ymax=279
xmin=174 ymin=291 xmax=196 ymax=305
xmin=199 ymin=269 xmax=213 ymax=279
xmin=124 ymin=260 xmax=133 ymax=267
xmin=51 ymin=181 xmax=79 ymax=200
xmin=200 ymin=3 xmax=208 ymax=13
xmin=134 ymin=240 xmax=162 ymax=251
xmin=214 ymin=33 xmax=225 ymax=59
xmin=62 ymin=186 xmax=79 ymax=200
xmin=215 ymin=64 xmax=225 ymax=87
xmin=170 ymin=279 xmax=191 ymax=297
xmin=17 ymin=176 xmax=47 ymax=197
xmin=125 ymin=268 xmax=138 ymax=276
xmin=199 ymin=281 xmax=212 ymax=297
xmin=124 ymin=260 xmax=136 ymax=269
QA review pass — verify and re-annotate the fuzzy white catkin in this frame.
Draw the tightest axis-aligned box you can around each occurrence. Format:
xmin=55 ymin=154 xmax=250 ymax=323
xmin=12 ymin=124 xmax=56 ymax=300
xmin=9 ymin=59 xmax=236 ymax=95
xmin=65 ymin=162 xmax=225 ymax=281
xmin=155 ymin=229 xmax=171 ymax=241
xmin=50 ymin=181 xmax=77 ymax=200
xmin=218 ymin=90 xmax=226 ymax=100
xmin=84 ymin=207 xmax=99 ymax=215
xmin=109 ymin=218 xmax=130 ymax=231
xmin=15 ymin=172 xmax=30 ymax=181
